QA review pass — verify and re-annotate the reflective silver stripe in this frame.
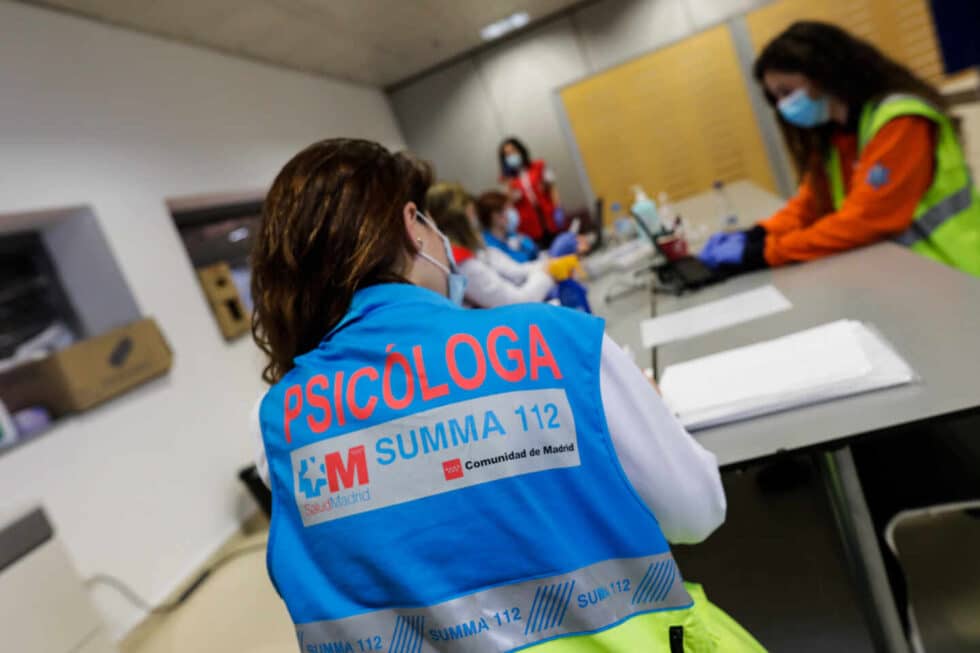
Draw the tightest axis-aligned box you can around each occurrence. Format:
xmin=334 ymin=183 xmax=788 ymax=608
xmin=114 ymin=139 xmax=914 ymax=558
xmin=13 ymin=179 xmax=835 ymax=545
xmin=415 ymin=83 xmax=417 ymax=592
xmin=894 ymin=182 xmax=974 ymax=247
xmin=295 ymin=552 xmax=692 ymax=652
xmin=877 ymin=93 xmax=936 ymax=111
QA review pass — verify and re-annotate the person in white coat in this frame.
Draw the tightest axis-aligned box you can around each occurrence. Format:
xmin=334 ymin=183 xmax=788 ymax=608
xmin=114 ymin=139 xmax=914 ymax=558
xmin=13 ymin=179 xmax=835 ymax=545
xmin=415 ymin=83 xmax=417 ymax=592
xmin=426 ymin=182 xmax=557 ymax=307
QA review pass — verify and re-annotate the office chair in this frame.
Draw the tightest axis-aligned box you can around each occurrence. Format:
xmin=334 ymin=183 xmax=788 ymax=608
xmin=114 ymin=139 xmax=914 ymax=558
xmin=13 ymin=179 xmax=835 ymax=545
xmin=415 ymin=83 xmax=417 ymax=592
xmin=884 ymin=499 xmax=980 ymax=652
xmin=238 ymin=464 xmax=272 ymax=518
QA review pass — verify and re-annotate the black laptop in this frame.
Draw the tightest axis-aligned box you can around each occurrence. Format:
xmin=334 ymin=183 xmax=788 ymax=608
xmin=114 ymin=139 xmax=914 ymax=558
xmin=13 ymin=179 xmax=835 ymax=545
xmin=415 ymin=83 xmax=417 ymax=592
xmin=629 ymin=210 xmax=721 ymax=292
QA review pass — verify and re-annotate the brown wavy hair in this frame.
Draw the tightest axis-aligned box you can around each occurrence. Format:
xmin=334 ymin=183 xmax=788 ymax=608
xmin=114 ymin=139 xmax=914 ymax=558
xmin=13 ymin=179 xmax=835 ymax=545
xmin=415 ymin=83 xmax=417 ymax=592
xmin=251 ymin=138 xmax=432 ymax=384
xmin=754 ymin=21 xmax=949 ymax=197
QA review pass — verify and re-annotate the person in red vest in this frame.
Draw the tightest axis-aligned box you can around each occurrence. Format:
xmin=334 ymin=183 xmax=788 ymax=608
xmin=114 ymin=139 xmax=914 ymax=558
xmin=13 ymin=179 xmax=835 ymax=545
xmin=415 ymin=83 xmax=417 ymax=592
xmin=499 ymin=137 xmax=565 ymax=247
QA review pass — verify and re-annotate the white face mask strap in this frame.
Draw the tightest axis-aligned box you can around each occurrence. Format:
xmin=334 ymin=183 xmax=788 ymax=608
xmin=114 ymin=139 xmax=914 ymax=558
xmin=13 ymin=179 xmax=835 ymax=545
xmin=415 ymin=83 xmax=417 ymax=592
xmin=413 ymin=211 xmax=451 ymax=275
xmin=416 ymin=210 xmax=442 ymax=242
xmin=418 ymin=249 xmax=451 ymax=276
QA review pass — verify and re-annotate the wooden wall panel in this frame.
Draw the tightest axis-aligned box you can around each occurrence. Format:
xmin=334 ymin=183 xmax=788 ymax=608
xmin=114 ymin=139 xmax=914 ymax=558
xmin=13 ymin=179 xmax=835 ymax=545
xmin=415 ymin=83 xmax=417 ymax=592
xmin=560 ymin=25 xmax=775 ymax=220
xmin=560 ymin=1 xmax=950 ymax=222
xmin=745 ymin=0 xmax=945 ymax=84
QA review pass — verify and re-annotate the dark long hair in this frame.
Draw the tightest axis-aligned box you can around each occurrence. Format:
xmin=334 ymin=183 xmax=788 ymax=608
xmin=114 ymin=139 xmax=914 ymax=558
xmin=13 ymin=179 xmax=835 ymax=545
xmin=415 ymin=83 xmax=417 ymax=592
xmin=251 ymin=138 xmax=432 ymax=384
xmin=754 ymin=21 xmax=948 ymax=185
xmin=498 ymin=137 xmax=530 ymax=178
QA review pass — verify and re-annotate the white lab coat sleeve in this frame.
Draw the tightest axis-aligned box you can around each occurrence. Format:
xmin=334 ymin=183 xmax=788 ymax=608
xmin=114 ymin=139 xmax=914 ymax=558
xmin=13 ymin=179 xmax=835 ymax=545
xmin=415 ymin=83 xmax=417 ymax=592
xmin=460 ymin=257 xmax=555 ymax=307
xmin=251 ymin=396 xmax=271 ymax=488
xmin=483 ymin=247 xmax=545 ymax=284
xmin=598 ymin=334 xmax=726 ymax=543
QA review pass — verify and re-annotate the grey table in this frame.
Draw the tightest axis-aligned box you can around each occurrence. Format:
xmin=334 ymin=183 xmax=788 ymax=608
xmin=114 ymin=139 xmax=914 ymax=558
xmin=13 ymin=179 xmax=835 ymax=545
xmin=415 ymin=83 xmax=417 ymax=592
xmin=656 ymin=242 xmax=980 ymax=467
xmin=652 ymin=243 xmax=980 ymax=653
xmin=591 ymin=180 xmax=786 ymax=360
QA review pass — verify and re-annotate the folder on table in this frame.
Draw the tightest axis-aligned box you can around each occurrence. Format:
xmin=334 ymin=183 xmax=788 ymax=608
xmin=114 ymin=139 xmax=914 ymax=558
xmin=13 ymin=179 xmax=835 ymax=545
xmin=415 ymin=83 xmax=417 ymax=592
xmin=660 ymin=320 xmax=915 ymax=430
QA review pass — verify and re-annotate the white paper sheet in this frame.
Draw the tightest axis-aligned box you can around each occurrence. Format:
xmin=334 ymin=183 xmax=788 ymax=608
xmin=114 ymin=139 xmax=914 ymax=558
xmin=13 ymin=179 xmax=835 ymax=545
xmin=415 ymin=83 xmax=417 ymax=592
xmin=641 ymin=285 xmax=791 ymax=348
xmin=660 ymin=320 xmax=915 ymax=430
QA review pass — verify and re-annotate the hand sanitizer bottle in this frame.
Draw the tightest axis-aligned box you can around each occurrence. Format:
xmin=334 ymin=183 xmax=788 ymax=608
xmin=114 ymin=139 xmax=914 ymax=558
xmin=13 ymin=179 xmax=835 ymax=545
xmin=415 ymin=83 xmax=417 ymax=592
xmin=631 ymin=185 xmax=659 ymax=234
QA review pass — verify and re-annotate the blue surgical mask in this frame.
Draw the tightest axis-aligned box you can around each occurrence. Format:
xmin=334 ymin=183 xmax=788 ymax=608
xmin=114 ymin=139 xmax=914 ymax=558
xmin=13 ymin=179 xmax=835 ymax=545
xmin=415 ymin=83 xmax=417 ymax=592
xmin=777 ymin=88 xmax=830 ymax=128
xmin=505 ymin=208 xmax=520 ymax=234
xmin=417 ymin=211 xmax=468 ymax=306
xmin=446 ymin=270 xmax=467 ymax=306
xmin=505 ymin=153 xmax=523 ymax=170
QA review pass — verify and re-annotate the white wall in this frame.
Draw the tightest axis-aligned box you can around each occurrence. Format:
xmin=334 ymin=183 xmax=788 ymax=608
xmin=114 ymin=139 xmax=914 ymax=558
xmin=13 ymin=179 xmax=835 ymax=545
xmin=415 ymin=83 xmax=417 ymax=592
xmin=390 ymin=58 xmax=504 ymax=195
xmin=475 ymin=17 xmax=589 ymax=212
xmin=388 ymin=0 xmax=768 ymax=211
xmin=0 ymin=1 xmax=403 ymax=640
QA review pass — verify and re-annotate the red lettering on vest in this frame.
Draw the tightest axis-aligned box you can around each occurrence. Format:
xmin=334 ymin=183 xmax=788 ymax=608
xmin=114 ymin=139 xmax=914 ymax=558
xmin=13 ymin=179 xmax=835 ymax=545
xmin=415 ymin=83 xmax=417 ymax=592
xmin=487 ymin=325 xmax=527 ymax=382
xmin=383 ymin=346 xmax=415 ymax=410
xmin=333 ymin=370 xmax=347 ymax=427
xmin=283 ymin=385 xmax=302 ymax=443
xmin=305 ymin=374 xmax=331 ymax=434
xmin=446 ymin=333 xmax=487 ymax=390
xmin=324 ymin=445 xmax=369 ymax=493
xmin=528 ymin=324 xmax=562 ymax=380
xmin=347 ymin=367 xmax=379 ymax=420
xmin=413 ymin=345 xmax=449 ymax=401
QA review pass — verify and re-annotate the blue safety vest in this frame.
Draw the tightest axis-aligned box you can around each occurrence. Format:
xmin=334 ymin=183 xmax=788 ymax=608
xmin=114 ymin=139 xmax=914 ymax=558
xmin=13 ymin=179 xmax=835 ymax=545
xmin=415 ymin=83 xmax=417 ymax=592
xmin=483 ymin=230 xmax=539 ymax=263
xmin=258 ymin=283 xmax=691 ymax=652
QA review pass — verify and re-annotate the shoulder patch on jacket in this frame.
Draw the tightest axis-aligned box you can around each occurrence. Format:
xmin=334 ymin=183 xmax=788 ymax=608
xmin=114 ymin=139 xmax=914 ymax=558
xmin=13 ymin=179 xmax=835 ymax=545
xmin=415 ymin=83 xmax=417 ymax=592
xmin=867 ymin=163 xmax=890 ymax=189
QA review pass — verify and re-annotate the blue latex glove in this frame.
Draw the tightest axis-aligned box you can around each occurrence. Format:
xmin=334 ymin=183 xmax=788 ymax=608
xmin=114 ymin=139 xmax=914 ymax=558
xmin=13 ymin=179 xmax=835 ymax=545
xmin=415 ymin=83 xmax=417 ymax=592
xmin=698 ymin=232 xmax=734 ymax=266
xmin=699 ymin=232 xmax=746 ymax=268
xmin=552 ymin=206 xmax=566 ymax=229
xmin=548 ymin=231 xmax=578 ymax=257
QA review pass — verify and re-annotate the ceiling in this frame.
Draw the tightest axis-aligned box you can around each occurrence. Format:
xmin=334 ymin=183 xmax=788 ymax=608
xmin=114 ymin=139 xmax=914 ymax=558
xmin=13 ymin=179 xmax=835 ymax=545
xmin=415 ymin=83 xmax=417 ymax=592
xmin=25 ymin=0 xmax=588 ymax=87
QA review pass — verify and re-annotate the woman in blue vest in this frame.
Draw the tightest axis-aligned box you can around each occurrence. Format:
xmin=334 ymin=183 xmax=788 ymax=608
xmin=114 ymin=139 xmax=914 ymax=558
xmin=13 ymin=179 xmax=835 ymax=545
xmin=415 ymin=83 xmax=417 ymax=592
xmin=477 ymin=190 xmax=541 ymax=263
xmin=250 ymin=138 xmax=765 ymax=652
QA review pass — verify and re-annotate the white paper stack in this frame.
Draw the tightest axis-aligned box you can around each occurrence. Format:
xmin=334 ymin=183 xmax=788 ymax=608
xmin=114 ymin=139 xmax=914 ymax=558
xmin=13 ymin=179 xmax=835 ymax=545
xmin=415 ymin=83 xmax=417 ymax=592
xmin=640 ymin=285 xmax=791 ymax=348
xmin=660 ymin=320 xmax=915 ymax=430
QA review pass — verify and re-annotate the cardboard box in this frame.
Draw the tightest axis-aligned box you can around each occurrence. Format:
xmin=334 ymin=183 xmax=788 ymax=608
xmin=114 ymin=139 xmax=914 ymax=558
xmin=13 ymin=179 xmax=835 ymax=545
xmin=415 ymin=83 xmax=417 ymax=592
xmin=0 ymin=318 xmax=172 ymax=417
xmin=196 ymin=262 xmax=250 ymax=340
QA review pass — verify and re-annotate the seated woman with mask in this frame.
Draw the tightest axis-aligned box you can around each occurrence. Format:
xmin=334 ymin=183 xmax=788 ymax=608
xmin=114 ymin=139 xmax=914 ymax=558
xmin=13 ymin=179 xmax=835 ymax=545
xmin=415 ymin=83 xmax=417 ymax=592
xmin=477 ymin=190 xmax=540 ymax=263
xmin=699 ymin=22 xmax=980 ymax=276
xmin=250 ymin=137 xmax=763 ymax=653
xmin=427 ymin=182 xmax=560 ymax=307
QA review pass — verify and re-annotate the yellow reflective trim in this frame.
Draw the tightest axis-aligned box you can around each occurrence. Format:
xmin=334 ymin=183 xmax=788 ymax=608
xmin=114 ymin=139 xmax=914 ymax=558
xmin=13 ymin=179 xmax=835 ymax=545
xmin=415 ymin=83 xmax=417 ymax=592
xmin=826 ymin=148 xmax=845 ymax=211
xmin=528 ymin=583 xmax=767 ymax=653
xmin=857 ymin=96 xmax=980 ymax=277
